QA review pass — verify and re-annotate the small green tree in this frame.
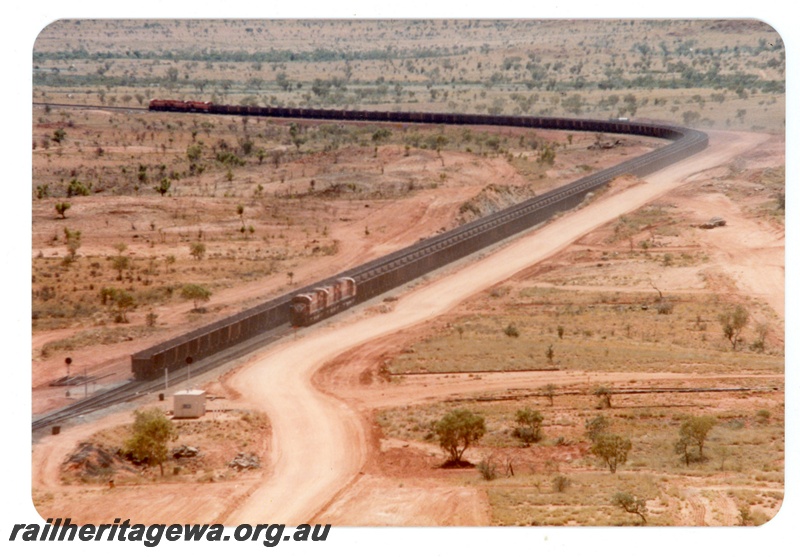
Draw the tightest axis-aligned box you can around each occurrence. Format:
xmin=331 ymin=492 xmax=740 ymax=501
xmin=111 ymin=255 xmax=130 ymax=280
xmin=541 ymin=384 xmax=557 ymax=406
xmin=590 ymin=433 xmax=631 ymax=473
xmin=584 ymin=415 xmax=610 ymax=442
xmin=537 ymin=143 xmax=556 ymax=165
xmin=432 ymin=409 xmax=486 ymax=465
xmin=750 ymin=322 xmax=769 ymax=353
xmin=181 ymin=283 xmax=211 ymax=310
xmin=236 ymin=204 xmax=246 ymax=232
xmin=186 ymin=142 xmax=203 ymax=162
xmin=154 ymin=177 xmax=171 ymax=197
xmin=64 ymin=228 xmax=81 ymax=262
xmin=612 ymin=492 xmax=648 ymax=524
xmin=66 ymin=179 xmax=91 ymax=197
xmin=190 ymin=242 xmax=206 ymax=260
xmin=100 ymin=287 xmax=135 ymax=322
xmin=719 ymin=305 xmax=749 ymax=350
xmin=476 ymin=457 xmax=498 ymax=481
xmin=124 ymin=408 xmax=178 ymax=476
xmin=55 ymin=201 xmax=71 ymax=219
xmin=431 ymin=134 xmax=448 ymax=166
xmin=99 ymin=286 xmax=116 ymax=305
xmin=513 ymin=408 xmax=544 ymax=445
xmin=682 ymin=110 xmax=701 ymax=126
xmin=552 ymin=475 xmax=570 ymax=493
xmin=675 ymin=415 xmax=717 ymax=465
xmin=593 ymin=385 xmax=613 ymax=409
xmin=112 ymin=289 xmax=135 ymax=322
xmin=289 ymin=122 xmax=306 ymax=150
xmin=276 ymin=71 xmax=291 ymax=91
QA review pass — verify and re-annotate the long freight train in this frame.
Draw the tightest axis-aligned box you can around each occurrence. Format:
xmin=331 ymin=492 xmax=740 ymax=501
xmin=130 ymin=101 xmax=708 ymax=380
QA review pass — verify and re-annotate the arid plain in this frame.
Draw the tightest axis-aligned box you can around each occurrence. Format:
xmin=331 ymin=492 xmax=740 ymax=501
xmin=30 ymin=19 xmax=784 ymax=527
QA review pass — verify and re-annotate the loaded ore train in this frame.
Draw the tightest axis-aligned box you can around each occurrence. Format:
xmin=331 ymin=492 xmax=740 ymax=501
xmin=148 ymin=99 xmax=212 ymax=112
xmin=130 ymin=100 xmax=708 ymax=380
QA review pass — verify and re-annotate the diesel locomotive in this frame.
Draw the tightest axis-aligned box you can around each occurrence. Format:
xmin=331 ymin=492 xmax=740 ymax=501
xmin=290 ymin=278 xmax=357 ymax=327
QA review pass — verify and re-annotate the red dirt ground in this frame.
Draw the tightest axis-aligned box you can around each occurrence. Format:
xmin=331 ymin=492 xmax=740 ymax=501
xmin=31 ymin=129 xmax=784 ymax=526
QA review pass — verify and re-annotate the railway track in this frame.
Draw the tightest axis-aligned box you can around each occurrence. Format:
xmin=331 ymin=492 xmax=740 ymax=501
xmin=32 ymin=102 xmax=708 ymax=432
xmin=32 ymin=378 xmax=159 ymax=433
xmin=32 ymin=325 xmax=292 ymax=433
xmin=32 ymin=101 xmax=148 ymax=114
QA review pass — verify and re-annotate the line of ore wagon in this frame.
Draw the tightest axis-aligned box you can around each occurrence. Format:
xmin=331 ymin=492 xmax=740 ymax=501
xmin=131 ymin=102 xmax=708 ymax=380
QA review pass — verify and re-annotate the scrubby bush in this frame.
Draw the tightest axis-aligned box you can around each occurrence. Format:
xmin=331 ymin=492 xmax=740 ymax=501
xmin=476 ymin=458 xmax=498 ymax=481
xmin=513 ymin=408 xmax=544 ymax=445
xmin=590 ymin=433 xmax=631 ymax=473
xmin=552 ymin=475 xmax=570 ymax=493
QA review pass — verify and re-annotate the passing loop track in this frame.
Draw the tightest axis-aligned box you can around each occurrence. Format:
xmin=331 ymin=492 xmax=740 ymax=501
xmin=32 ymin=103 xmax=707 ymax=430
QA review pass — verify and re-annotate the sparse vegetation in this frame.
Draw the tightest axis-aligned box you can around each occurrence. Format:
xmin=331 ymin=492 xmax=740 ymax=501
xmin=593 ymin=385 xmax=613 ymax=409
xmin=189 ymin=242 xmax=206 ymax=261
xmin=54 ymin=201 xmax=71 ymax=219
xmin=477 ymin=458 xmax=499 ymax=481
xmin=512 ymin=408 xmax=544 ymax=445
xmin=154 ymin=177 xmax=171 ymax=197
xmin=590 ymin=433 xmax=632 ymax=473
xmin=432 ymin=409 xmax=486 ymax=465
xmin=123 ymin=408 xmax=178 ymax=476
xmin=180 ymin=283 xmax=212 ymax=310
xmin=584 ymin=415 xmax=610 ymax=442
xmin=111 ymin=254 xmax=130 ymax=280
xmin=552 ymin=475 xmax=571 ymax=493
xmin=542 ymin=384 xmax=557 ymax=406
xmin=720 ymin=305 xmax=749 ymax=350
xmin=611 ymin=492 xmax=648 ymax=524
xmin=675 ymin=415 xmax=717 ymax=465
xmin=31 ymin=19 xmax=784 ymax=527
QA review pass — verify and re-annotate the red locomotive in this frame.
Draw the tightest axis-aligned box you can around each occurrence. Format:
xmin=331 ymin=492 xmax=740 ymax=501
xmin=290 ymin=278 xmax=357 ymax=327
xmin=149 ymin=99 xmax=212 ymax=113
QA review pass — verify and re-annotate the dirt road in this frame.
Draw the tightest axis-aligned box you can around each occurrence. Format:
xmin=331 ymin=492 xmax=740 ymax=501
xmin=225 ymin=129 xmax=772 ymax=524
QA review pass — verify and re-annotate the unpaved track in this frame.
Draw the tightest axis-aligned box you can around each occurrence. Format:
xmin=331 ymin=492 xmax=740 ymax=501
xmin=225 ymin=130 xmax=770 ymax=524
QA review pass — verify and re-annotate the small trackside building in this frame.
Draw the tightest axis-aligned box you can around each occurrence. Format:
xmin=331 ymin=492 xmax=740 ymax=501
xmin=173 ymin=390 xmax=206 ymax=419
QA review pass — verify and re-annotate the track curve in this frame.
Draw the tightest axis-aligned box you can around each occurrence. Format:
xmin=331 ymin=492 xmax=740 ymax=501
xmin=131 ymin=105 xmax=707 ymax=380
xmin=32 ymin=103 xmax=707 ymax=430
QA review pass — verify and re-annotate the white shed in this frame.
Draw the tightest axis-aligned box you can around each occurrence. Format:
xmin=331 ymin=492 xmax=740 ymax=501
xmin=173 ymin=389 xmax=206 ymax=419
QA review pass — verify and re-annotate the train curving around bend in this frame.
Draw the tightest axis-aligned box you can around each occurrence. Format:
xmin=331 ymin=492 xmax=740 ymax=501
xmin=130 ymin=100 xmax=708 ymax=380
